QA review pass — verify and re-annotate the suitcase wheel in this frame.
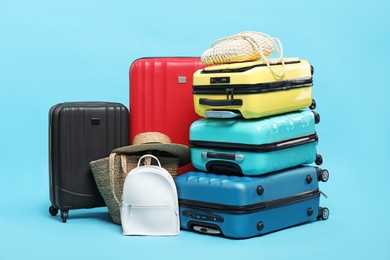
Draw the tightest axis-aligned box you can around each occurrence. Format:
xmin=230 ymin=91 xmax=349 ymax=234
xmin=49 ymin=205 xmax=58 ymax=216
xmin=310 ymin=99 xmax=316 ymax=110
xmin=319 ymin=169 xmax=329 ymax=182
xmin=315 ymin=154 xmax=323 ymax=165
xmin=317 ymin=207 xmax=329 ymax=221
xmin=313 ymin=111 xmax=320 ymax=124
xmin=61 ymin=210 xmax=69 ymax=223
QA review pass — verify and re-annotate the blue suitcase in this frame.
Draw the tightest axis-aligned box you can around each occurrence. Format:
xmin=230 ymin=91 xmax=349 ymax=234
xmin=175 ymin=166 xmax=329 ymax=239
xmin=189 ymin=109 xmax=322 ymax=176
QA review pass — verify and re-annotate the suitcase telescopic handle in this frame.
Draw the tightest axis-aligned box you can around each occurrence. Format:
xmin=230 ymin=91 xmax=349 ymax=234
xmin=205 ymin=110 xmax=241 ymax=118
xmin=192 ymin=225 xmax=221 ymax=235
xmin=201 ymin=152 xmax=245 ymax=162
xmin=199 ymin=98 xmax=243 ymax=106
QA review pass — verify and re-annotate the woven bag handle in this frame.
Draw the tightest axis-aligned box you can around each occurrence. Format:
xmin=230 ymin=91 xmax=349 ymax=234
xmin=108 ymin=153 xmax=121 ymax=204
xmin=246 ymin=34 xmax=285 ymax=78
xmin=212 ymin=32 xmax=286 ymax=78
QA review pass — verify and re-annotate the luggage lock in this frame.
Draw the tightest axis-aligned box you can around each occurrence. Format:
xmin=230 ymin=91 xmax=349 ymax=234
xmin=210 ymin=77 xmax=230 ymax=84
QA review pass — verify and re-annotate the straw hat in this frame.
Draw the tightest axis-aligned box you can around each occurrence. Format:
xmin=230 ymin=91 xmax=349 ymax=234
xmin=113 ymin=132 xmax=190 ymax=166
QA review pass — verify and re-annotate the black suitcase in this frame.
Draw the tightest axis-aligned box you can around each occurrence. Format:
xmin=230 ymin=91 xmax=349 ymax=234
xmin=49 ymin=102 xmax=129 ymax=222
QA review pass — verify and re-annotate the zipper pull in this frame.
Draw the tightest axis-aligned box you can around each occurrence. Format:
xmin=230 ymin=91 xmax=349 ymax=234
xmin=225 ymin=88 xmax=234 ymax=100
xmin=320 ymin=190 xmax=328 ymax=199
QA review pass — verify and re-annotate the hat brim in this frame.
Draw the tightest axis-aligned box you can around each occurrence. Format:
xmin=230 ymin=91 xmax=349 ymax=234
xmin=113 ymin=143 xmax=190 ymax=167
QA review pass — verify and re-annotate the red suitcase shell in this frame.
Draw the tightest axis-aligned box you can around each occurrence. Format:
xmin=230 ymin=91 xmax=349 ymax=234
xmin=129 ymin=57 xmax=205 ymax=174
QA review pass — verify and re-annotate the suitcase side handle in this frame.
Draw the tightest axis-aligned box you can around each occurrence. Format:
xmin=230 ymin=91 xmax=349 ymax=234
xmin=199 ymin=98 xmax=243 ymax=107
xmin=205 ymin=161 xmax=244 ymax=176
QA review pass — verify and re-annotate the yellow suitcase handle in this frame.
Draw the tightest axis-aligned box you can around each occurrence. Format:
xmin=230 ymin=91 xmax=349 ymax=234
xmin=199 ymin=98 xmax=243 ymax=106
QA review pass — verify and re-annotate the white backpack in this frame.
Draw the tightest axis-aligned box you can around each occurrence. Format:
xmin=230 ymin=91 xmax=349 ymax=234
xmin=120 ymin=154 xmax=179 ymax=236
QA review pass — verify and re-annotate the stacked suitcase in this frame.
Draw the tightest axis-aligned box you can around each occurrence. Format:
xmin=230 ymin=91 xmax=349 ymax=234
xmin=175 ymin=58 xmax=330 ymax=239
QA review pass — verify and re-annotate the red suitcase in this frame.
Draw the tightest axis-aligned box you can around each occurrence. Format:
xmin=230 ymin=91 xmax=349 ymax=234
xmin=129 ymin=57 xmax=205 ymax=174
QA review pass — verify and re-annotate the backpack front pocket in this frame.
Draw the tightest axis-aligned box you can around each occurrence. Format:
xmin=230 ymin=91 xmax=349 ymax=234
xmin=121 ymin=204 xmax=179 ymax=236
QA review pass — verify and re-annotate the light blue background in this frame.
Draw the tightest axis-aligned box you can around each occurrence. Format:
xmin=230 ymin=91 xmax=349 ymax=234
xmin=1 ymin=0 xmax=389 ymax=259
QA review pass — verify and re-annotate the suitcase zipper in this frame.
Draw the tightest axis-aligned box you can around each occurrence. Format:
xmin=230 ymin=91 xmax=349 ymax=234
xmin=190 ymin=133 xmax=317 ymax=152
xmin=193 ymin=77 xmax=312 ymax=94
xmin=179 ymin=189 xmax=321 ymax=215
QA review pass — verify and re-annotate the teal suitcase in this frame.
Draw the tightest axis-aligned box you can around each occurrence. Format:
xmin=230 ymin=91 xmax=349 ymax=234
xmin=189 ymin=109 xmax=322 ymax=176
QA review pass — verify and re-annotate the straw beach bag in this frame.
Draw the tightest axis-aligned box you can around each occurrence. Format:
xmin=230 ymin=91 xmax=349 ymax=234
xmin=201 ymin=31 xmax=286 ymax=78
xmin=90 ymin=132 xmax=190 ymax=224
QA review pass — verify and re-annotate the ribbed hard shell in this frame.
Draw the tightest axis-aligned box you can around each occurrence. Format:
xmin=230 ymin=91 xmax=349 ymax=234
xmin=129 ymin=57 xmax=205 ymax=146
xmin=49 ymin=102 xmax=129 ymax=211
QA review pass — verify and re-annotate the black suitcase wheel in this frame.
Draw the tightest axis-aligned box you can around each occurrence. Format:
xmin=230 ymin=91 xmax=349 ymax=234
xmin=49 ymin=206 xmax=58 ymax=216
xmin=319 ymin=169 xmax=329 ymax=182
xmin=315 ymin=154 xmax=323 ymax=165
xmin=318 ymin=207 xmax=329 ymax=220
xmin=61 ymin=210 xmax=69 ymax=223
xmin=310 ymin=99 xmax=316 ymax=110
xmin=313 ymin=111 xmax=320 ymax=124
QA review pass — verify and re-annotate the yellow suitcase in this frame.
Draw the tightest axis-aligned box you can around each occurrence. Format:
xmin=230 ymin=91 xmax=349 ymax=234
xmin=193 ymin=58 xmax=315 ymax=119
